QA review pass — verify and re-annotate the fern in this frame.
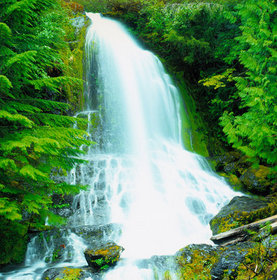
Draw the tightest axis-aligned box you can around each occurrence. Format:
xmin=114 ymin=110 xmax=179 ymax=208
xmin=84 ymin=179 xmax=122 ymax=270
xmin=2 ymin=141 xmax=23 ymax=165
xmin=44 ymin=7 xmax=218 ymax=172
xmin=0 ymin=0 xmax=92 ymax=227
xmin=0 ymin=75 xmax=14 ymax=99
xmin=0 ymin=110 xmax=34 ymax=128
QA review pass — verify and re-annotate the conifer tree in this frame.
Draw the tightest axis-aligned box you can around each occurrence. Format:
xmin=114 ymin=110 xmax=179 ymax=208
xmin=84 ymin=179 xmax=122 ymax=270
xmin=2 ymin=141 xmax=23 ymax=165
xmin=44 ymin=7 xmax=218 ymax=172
xmin=220 ymin=0 xmax=277 ymax=169
xmin=0 ymin=0 xmax=90 ymax=226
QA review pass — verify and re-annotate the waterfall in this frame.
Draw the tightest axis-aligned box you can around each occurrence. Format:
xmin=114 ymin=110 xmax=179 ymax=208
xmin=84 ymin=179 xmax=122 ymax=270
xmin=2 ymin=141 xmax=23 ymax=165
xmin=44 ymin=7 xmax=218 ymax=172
xmin=0 ymin=13 xmax=237 ymax=280
xmin=83 ymin=12 xmax=236 ymax=260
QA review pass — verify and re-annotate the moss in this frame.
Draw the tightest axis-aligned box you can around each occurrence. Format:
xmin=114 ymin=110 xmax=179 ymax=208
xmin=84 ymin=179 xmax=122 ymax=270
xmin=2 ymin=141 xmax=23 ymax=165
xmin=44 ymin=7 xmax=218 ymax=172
xmin=211 ymin=195 xmax=277 ymax=235
xmin=177 ymin=246 xmax=222 ymax=280
xmin=228 ymin=174 xmax=243 ymax=189
xmin=236 ymin=235 xmax=277 ymax=279
xmin=56 ymin=268 xmax=82 ymax=280
xmin=175 ymin=73 xmax=209 ymax=157
xmin=85 ymin=243 xmax=123 ymax=271
xmin=62 ymin=15 xmax=89 ymax=111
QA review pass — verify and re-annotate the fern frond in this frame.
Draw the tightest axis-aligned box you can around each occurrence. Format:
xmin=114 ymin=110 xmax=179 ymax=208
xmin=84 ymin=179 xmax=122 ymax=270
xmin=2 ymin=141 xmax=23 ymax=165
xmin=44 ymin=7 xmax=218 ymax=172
xmin=0 ymin=75 xmax=14 ymax=99
xmin=19 ymin=165 xmax=51 ymax=182
xmin=2 ymin=101 xmax=41 ymax=114
xmin=32 ymin=113 xmax=88 ymax=128
xmin=0 ymin=158 xmax=17 ymax=171
xmin=30 ymin=76 xmax=82 ymax=92
xmin=0 ymin=22 xmax=12 ymax=38
xmin=0 ymin=110 xmax=34 ymax=128
xmin=0 ymin=198 xmax=21 ymax=221
xmin=27 ymin=98 xmax=71 ymax=112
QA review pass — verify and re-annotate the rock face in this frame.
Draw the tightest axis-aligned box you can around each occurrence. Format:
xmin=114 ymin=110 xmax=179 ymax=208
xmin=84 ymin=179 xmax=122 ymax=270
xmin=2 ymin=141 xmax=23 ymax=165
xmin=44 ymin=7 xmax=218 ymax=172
xmin=84 ymin=241 xmax=124 ymax=271
xmin=209 ymin=196 xmax=276 ymax=235
xmin=42 ymin=267 xmax=102 ymax=280
xmin=210 ymin=241 xmax=254 ymax=280
xmin=26 ymin=224 xmax=122 ymax=265
xmin=176 ymin=244 xmax=220 ymax=279
xmin=240 ymin=166 xmax=272 ymax=194
xmin=176 ymin=235 xmax=277 ymax=280
xmin=211 ymin=151 xmax=276 ymax=195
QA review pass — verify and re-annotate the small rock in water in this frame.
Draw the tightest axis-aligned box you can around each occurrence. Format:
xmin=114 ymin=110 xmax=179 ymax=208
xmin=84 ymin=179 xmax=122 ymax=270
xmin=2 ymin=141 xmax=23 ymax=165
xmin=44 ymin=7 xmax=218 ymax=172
xmin=84 ymin=241 xmax=124 ymax=271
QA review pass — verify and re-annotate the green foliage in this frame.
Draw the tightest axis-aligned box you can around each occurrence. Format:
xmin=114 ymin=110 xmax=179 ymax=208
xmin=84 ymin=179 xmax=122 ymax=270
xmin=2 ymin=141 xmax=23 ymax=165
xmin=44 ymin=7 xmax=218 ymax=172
xmin=0 ymin=0 xmax=91 ymax=264
xmin=0 ymin=217 xmax=28 ymax=264
xmin=220 ymin=0 xmax=277 ymax=169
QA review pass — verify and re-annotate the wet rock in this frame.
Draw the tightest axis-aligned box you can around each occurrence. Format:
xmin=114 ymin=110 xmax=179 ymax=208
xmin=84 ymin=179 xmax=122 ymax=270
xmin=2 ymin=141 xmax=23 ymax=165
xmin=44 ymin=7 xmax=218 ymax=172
xmin=175 ymin=244 xmax=221 ymax=280
xmin=84 ymin=241 xmax=124 ymax=271
xmin=138 ymin=255 xmax=177 ymax=271
xmin=42 ymin=266 xmax=103 ymax=280
xmin=70 ymin=223 xmax=122 ymax=247
xmin=212 ymin=152 xmax=241 ymax=173
xmin=211 ymin=241 xmax=254 ymax=280
xmin=210 ymin=196 xmax=270 ymax=235
xmin=27 ymin=224 xmax=121 ymax=265
xmin=50 ymin=194 xmax=74 ymax=218
xmin=42 ymin=267 xmax=64 ymax=280
xmin=240 ymin=165 xmax=272 ymax=194
xmin=176 ymin=244 xmax=217 ymax=261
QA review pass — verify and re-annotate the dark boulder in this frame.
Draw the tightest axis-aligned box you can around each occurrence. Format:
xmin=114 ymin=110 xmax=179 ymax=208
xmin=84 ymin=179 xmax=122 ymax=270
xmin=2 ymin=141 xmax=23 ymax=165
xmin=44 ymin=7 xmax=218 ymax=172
xmin=240 ymin=165 xmax=273 ymax=194
xmin=175 ymin=244 xmax=221 ymax=279
xmin=42 ymin=267 xmax=102 ymax=280
xmin=210 ymin=196 xmax=271 ymax=235
xmin=84 ymin=241 xmax=124 ymax=271
xmin=70 ymin=223 xmax=122 ymax=247
xmin=210 ymin=241 xmax=254 ymax=280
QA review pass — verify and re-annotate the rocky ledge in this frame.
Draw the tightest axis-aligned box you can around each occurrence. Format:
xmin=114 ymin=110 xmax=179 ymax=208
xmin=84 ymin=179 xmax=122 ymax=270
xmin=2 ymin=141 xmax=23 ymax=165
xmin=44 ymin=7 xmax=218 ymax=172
xmin=175 ymin=194 xmax=277 ymax=280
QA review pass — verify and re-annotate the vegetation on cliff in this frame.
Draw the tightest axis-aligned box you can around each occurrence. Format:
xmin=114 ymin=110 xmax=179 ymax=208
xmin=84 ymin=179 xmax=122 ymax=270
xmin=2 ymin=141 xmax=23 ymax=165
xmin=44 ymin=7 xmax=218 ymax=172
xmin=0 ymin=0 xmax=88 ymax=265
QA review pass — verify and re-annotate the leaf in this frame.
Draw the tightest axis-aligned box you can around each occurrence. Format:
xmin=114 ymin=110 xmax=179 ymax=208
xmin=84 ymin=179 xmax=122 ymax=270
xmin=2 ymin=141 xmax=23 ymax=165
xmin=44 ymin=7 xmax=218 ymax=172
xmin=19 ymin=165 xmax=50 ymax=181
xmin=0 ymin=158 xmax=17 ymax=171
xmin=0 ymin=75 xmax=14 ymax=98
xmin=0 ymin=110 xmax=34 ymax=128
xmin=0 ymin=198 xmax=21 ymax=221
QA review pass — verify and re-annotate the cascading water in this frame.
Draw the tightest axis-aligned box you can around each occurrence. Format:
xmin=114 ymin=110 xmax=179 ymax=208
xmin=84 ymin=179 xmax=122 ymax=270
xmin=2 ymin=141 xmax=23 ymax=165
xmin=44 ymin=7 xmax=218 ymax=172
xmin=83 ymin=13 xmax=236 ymax=259
xmin=0 ymin=13 xmax=238 ymax=280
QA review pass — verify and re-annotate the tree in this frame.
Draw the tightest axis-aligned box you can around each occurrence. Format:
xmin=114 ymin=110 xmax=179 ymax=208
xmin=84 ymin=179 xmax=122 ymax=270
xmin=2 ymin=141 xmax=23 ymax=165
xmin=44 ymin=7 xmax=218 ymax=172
xmin=0 ymin=0 xmax=90 ymax=226
xmin=220 ymin=0 xmax=277 ymax=169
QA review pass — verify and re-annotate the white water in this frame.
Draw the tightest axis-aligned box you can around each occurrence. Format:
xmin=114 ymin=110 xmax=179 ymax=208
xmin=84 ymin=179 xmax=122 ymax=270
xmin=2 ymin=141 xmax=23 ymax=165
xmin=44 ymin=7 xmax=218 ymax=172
xmin=83 ymin=13 xmax=236 ymax=261
xmin=1 ymin=13 xmax=237 ymax=280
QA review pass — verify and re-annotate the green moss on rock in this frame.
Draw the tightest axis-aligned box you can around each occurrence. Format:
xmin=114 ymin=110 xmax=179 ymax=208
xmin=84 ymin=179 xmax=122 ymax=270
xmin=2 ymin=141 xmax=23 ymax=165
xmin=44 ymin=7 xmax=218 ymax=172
xmin=176 ymin=244 xmax=222 ymax=280
xmin=210 ymin=195 xmax=277 ymax=235
xmin=84 ymin=242 xmax=124 ymax=271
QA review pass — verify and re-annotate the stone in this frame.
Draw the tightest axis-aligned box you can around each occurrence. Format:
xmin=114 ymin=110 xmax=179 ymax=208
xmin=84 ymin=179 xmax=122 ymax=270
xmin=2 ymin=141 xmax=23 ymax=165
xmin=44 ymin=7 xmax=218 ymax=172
xmin=210 ymin=241 xmax=254 ymax=280
xmin=42 ymin=267 xmax=102 ymax=280
xmin=175 ymin=244 xmax=221 ymax=280
xmin=84 ymin=241 xmax=124 ymax=271
xmin=212 ymin=152 xmax=241 ymax=173
xmin=240 ymin=165 xmax=272 ymax=194
xmin=210 ymin=196 xmax=270 ymax=235
xmin=70 ymin=224 xmax=122 ymax=247
xmin=27 ymin=224 xmax=122 ymax=265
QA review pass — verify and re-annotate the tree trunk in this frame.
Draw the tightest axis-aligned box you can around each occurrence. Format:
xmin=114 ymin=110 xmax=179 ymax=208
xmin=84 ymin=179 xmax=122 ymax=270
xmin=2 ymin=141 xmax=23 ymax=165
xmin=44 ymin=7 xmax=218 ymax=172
xmin=211 ymin=215 xmax=277 ymax=246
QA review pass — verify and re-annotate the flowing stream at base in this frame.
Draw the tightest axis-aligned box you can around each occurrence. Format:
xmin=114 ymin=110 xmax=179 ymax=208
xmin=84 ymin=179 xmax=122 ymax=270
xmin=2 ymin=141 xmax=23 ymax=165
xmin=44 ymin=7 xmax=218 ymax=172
xmin=1 ymin=13 xmax=238 ymax=280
